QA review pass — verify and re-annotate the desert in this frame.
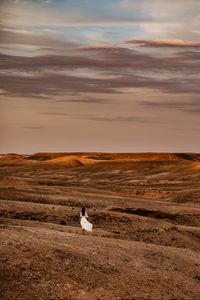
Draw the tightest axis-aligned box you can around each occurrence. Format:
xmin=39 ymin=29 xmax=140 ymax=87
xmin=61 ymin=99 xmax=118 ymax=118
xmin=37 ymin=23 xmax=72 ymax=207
xmin=1 ymin=0 xmax=200 ymax=298
xmin=0 ymin=152 xmax=200 ymax=300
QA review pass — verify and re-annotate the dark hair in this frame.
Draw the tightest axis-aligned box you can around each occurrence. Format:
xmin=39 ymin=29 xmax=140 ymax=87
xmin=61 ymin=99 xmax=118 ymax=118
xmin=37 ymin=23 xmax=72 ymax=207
xmin=81 ymin=207 xmax=85 ymax=216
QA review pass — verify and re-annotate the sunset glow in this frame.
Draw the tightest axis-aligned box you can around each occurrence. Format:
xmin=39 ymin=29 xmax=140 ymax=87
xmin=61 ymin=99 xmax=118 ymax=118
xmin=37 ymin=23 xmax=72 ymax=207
xmin=0 ymin=0 xmax=200 ymax=153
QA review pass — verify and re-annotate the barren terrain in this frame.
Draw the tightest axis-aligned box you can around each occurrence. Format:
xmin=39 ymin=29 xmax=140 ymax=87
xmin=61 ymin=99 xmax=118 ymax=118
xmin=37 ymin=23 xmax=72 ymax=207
xmin=0 ymin=152 xmax=200 ymax=299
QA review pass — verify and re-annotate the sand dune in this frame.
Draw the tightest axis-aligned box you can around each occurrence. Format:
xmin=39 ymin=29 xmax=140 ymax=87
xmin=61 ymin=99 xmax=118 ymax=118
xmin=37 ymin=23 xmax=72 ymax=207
xmin=192 ymin=162 xmax=200 ymax=170
xmin=28 ymin=152 xmax=200 ymax=162
xmin=45 ymin=155 xmax=102 ymax=166
xmin=0 ymin=153 xmax=25 ymax=161
xmin=1 ymin=152 xmax=200 ymax=165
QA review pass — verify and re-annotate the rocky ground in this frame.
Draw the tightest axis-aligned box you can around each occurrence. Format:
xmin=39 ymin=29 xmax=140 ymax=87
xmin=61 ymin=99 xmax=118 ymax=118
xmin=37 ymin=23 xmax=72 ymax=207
xmin=0 ymin=152 xmax=200 ymax=299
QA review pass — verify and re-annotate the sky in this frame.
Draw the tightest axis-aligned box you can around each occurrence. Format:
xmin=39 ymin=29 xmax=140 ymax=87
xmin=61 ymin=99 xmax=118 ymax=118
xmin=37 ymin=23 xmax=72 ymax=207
xmin=0 ymin=0 xmax=200 ymax=153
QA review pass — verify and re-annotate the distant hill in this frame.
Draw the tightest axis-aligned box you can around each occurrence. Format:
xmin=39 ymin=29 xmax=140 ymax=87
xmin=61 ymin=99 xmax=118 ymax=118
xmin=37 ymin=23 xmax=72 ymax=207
xmin=0 ymin=153 xmax=25 ymax=161
xmin=19 ymin=152 xmax=200 ymax=162
xmin=0 ymin=152 xmax=200 ymax=165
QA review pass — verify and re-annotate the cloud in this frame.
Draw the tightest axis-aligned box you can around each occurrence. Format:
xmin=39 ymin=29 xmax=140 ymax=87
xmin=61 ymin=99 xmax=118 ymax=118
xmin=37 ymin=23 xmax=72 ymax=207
xmin=0 ymin=50 xmax=199 ymax=98
xmin=1 ymin=0 xmax=199 ymax=49
xmin=0 ymin=0 xmax=155 ymax=28
xmin=0 ymin=72 xmax=117 ymax=97
xmin=39 ymin=112 xmax=155 ymax=123
xmin=57 ymin=96 xmax=110 ymax=104
xmin=139 ymin=98 xmax=200 ymax=114
xmin=124 ymin=39 xmax=200 ymax=48
xmin=1 ymin=0 xmax=199 ymax=56
xmin=40 ymin=112 xmax=68 ymax=116
xmin=0 ymin=28 xmax=78 ymax=48
xmin=116 ymin=0 xmax=200 ymax=20
xmin=77 ymin=44 xmax=119 ymax=50
xmin=1 ymin=45 xmax=200 ymax=72
xmin=1 ymin=69 xmax=199 ymax=99
xmin=79 ymin=115 xmax=156 ymax=123
xmin=113 ymin=0 xmax=200 ymax=41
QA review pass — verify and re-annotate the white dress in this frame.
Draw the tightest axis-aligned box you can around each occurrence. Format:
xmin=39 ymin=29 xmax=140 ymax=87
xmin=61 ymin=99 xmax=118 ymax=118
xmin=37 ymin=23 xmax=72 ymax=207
xmin=80 ymin=211 xmax=93 ymax=232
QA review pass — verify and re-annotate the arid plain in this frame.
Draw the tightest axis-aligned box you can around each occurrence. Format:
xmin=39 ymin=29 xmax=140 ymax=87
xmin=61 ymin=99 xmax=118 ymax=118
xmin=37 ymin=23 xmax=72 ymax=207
xmin=0 ymin=152 xmax=200 ymax=300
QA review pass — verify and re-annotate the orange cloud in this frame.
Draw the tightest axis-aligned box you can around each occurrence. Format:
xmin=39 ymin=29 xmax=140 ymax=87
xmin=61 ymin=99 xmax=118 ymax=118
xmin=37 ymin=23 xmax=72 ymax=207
xmin=124 ymin=39 xmax=200 ymax=48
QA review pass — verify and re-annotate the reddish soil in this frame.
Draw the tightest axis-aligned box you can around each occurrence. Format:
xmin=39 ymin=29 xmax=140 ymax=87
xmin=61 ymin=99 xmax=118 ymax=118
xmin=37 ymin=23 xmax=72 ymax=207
xmin=0 ymin=152 xmax=200 ymax=299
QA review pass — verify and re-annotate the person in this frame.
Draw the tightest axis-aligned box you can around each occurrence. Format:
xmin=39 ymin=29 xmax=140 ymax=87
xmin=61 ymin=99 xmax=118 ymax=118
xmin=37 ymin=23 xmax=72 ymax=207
xmin=80 ymin=207 xmax=93 ymax=234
